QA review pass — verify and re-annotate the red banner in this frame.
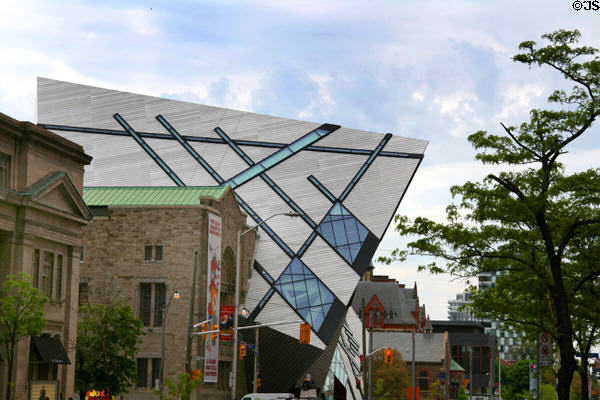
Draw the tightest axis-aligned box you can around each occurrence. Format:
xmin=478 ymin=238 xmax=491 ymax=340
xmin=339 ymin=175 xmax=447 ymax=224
xmin=220 ymin=305 xmax=234 ymax=341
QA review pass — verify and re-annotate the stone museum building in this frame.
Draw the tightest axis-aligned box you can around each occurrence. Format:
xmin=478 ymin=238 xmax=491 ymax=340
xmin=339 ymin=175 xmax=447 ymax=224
xmin=0 ymin=112 xmax=92 ymax=399
xmin=80 ymin=185 xmax=256 ymax=399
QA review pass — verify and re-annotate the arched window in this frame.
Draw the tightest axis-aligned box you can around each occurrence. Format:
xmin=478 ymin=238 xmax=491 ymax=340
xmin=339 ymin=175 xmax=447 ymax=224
xmin=419 ymin=370 xmax=429 ymax=391
xmin=144 ymin=240 xmax=163 ymax=261
xmin=221 ymin=248 xmax=235 ymax=285
xmin=220 ymin=248 xmax=235 ymax=306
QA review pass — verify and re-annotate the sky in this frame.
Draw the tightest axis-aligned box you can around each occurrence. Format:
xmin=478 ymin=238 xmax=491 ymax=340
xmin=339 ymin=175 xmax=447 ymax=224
xmin=1 ymin=0 xmax=599 ymax=320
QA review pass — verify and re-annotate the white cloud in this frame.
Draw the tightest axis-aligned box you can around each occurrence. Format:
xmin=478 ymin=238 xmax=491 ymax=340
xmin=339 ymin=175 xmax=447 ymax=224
xmin=412 ymin=91 xmax=425 ymax=103
xmin=495 ymin=84 xmax=545 ymax=122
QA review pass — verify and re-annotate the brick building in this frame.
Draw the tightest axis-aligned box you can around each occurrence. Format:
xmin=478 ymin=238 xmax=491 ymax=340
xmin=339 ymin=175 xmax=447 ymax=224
xmin=80 ymin=185 xmax=256 ymax=399
xmin=372 ymin=324 xmax=451 ymax=400
xmin=352 ymin=275 xmax=427 ymax=331
xmin=0 ymin=112 xmax=92 ymax=399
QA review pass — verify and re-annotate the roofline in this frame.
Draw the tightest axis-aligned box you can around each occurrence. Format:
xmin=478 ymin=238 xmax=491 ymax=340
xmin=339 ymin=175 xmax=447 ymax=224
xmin=0 ymin=112 xmax=92 ymax=165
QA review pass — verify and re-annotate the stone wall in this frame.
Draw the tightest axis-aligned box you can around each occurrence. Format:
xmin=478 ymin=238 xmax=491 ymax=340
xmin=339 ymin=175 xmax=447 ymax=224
xmin=81 ymin=189 xmax=255 ymax=399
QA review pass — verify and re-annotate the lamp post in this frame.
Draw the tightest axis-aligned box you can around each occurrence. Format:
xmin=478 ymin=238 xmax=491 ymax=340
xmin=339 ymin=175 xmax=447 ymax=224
xmin=160 ymin=289 xmax=180 ymax=396
xmin=231 ymin=211 xmax=300 ymax=400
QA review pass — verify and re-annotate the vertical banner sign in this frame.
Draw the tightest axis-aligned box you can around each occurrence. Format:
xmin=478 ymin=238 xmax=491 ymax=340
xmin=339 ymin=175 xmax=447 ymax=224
xmin=204 ymin=213 xmax=222 ymax=383
xmin=219 ymin=305 xmax=234 ymax=341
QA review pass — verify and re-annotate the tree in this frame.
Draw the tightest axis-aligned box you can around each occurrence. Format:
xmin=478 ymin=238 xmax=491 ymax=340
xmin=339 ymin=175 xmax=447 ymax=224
xmin=155 ymin=372 xmax=202 ymax=400
xmin=426 ymin=380 xmax=444 ymax=400
xmin=372 ymin=349 xmax=409 ymax=400
xmin=0 ymin=273 xmax=48 ymax=400
xmin=75 ymin=301 xmax=144 ymax=399
xmin=501 ymin=360 xmax=533 ymax=399
xmin=380 ymin=30 xmax=600 ymax=400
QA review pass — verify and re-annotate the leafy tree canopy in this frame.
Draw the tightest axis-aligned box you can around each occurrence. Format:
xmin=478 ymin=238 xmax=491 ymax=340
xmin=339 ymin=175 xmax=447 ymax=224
xmin=75 ymin=301 xmax=144 ymax=397
xmin=372 ymin=348 xmax=409 ymax=400
xmin=0 ymin=273 xmax=48 ymax=400
xmin=380 ymin=29 xmax=600 ymax=400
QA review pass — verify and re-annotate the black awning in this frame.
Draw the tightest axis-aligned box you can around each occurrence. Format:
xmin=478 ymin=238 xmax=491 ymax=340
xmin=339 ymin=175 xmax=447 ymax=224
xmin=31 ymin=336 xmax=71 ymax=364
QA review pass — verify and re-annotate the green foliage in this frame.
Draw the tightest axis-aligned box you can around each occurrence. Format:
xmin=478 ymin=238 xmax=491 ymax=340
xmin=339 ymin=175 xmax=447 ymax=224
xmin=458 ymin=386 xmax=468 ymax=400
xmin=541 ymin=383 xmax=557 ymax=400
xmin=502 ymin=360 xmax=533 ymax=400
xmin=0 ymin=273 xmax=48 ymax=399
xmin=426 ymin=381 xmax=444 ymax=400
xmin=372 ymin=349 xmax=409 ymax=400
xmin=75 ymin=301 xmax=144 ymax=396
xmin=155 ymin=372 xmax=201 ymax=400
xmin=379 ymin=30 xmax=600 ymax=400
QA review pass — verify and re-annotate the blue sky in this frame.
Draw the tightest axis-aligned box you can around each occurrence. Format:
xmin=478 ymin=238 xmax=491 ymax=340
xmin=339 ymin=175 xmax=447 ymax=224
xmin=2 ymin=0 xmax=599 ymax=319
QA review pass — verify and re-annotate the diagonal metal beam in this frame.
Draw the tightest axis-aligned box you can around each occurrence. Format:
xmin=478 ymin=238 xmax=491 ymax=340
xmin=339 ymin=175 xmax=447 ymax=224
xmin=113 ymin=113 xmax=185 ymax=186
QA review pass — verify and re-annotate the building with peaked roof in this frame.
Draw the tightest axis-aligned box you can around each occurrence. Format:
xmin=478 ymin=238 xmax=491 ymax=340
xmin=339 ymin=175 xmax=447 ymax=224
xmin=36 ymin=77 xmax=427 ymax=399
xmin=372 ymin=327 xmax=450 ymax=400
xmin=81 ymin=185 xmax=256 ymax=399
xmin=0 ymin=112 xmax=92 ymax=400
xmin=351 ymin=276 xmax=426 ymax=331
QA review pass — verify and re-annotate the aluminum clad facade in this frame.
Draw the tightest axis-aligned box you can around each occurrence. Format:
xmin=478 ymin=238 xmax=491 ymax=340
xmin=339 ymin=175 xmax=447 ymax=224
xmin=36 ymin=78 xmax=426 ymax=352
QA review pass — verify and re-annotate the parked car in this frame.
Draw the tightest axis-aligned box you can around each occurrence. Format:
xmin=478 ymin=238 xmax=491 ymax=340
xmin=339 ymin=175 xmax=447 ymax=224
xmin=240 ymin=394 xmax=294 ymax=400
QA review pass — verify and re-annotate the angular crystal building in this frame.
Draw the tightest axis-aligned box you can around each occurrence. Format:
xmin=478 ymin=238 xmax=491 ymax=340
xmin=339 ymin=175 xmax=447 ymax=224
xmin=36 ymin=77 xmax=427 ymax=397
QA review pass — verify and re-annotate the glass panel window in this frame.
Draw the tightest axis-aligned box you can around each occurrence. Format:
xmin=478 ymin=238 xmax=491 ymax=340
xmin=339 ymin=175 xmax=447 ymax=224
xmin=155 ymin=244 xmax=163 ymax=261
xmin=419 ymin=371 xmax=429 ymax=391
xmin=139 ymin=283 xmax=152 ymax=326
xmin=42 ymin=251 xmax=54 ymax=297
xmin=273 ymin=258 xmax=335 ymax=330
xmin=145 ymin=245 xmax=153 ymax=261
xmin=151 ymin=358 xmax=161 ymax=389
xmin=33 ymin=249 xmax=40 ymax=289
xmin=137 ymin=358 xmax=148 ymax=387
xmin=78 ymin=282 xmax=89 ymax=306
xmin=316 ymin=203 xmax=371 ymax=265
xmin=0 ymin=153 xmax=10 ymax=188
xmin=56 ymin=255 xmax=63 ymax=300
xmin=154 ymin=283 xmax=166 ymax=327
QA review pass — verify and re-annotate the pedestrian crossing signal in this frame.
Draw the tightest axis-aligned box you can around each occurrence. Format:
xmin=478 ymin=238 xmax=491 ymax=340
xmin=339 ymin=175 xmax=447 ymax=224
xmin=299 ymin=323 xmax=311 ymax=344
xmin=384 ymin=348 xmax=393 ymax=364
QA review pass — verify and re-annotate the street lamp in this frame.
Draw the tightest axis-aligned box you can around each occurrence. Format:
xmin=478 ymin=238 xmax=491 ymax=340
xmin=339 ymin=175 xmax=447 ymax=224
xmin=231 ymin=211 xmax=300 ymax=400
xmin=160 ymin=289 xmax=180 ymax=396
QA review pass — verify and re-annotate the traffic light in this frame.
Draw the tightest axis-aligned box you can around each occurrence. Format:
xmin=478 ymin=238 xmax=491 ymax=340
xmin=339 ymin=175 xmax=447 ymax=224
xmin=384 ymin=348 xmax=393 ymax=364
xmin=256 ymin=377 xmax=262 ymax=388
xmin=211 ymin=323 xmax=219 ymax=340
xmin=299 ymin=323 xmax=311 ymax=344
xmin=190 ymin=369 xmax=202 ymax=381
xmin=239 ymin=343 xmax=247 ymax=360
xmin=356 ymin=378 xmax=362 ymax=390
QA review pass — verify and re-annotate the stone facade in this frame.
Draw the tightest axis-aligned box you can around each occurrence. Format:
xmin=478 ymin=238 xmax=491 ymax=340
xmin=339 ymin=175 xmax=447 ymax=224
xmin=81 ymin=187 xmax=255 ymax=399
xmin=0 ymin=112 xmax=92 ymax=400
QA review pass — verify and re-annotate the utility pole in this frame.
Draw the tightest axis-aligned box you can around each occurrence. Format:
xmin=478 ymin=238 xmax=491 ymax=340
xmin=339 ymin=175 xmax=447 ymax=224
xmin=362 ymin=298 xmax=367 ymax=398
xmin=368 ymin=309 xmax=373 ymax=400
xmin=499 ymin=353 xmax=502 ymax=400
xmin=412 ymin=329 xmax=416 ymax=400
xmin=253 ymin=327 xmax=259 ymax=392
xmin=469 ymin=346 xmax=473 ymax=400
xmin=185 ymin=251 xmax=198 ymax=372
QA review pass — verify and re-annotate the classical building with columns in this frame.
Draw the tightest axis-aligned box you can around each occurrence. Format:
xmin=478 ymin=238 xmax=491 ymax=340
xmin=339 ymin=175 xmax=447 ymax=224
xmin=0 ymin=112 xmax=91 ymax=399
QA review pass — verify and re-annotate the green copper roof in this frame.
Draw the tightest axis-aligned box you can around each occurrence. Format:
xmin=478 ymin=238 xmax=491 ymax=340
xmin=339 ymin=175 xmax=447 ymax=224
xmin=450 ymin=359 xmax=465 ymax=372
xmin=83 ymin=186 xmax=227 ymax=206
